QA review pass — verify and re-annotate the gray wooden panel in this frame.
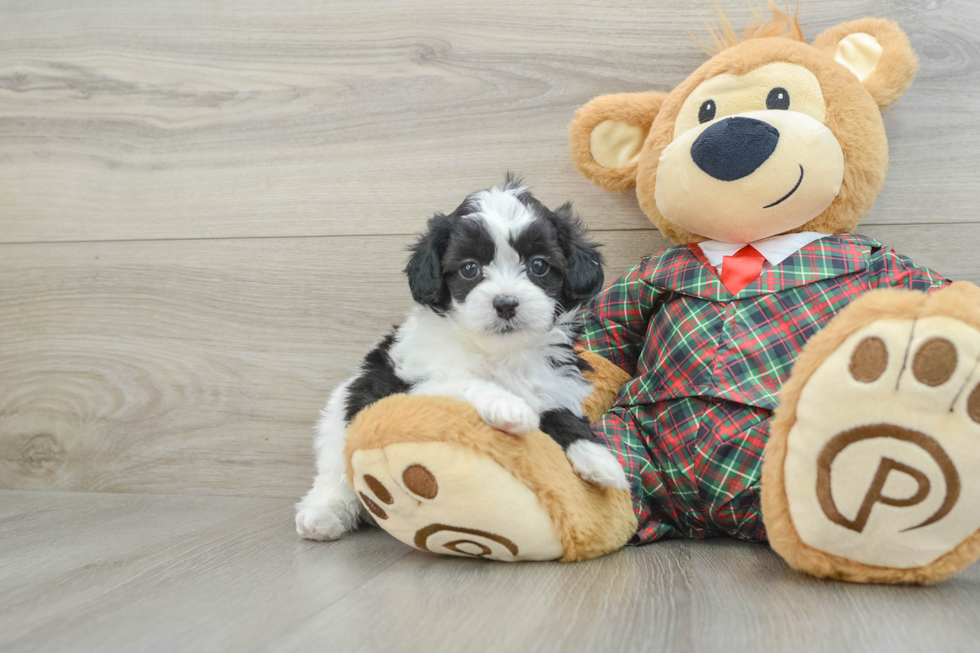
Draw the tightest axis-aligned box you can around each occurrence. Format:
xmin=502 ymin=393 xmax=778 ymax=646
xmin=0 ymin=226 xmax=975 ymax=498
xmin=1 ymin=490 xmax=978 ymax=653
xmin=0 ymin=229 xmax=657 ymax=498
xmin=2 ymin=0 xmax=979 ymax=244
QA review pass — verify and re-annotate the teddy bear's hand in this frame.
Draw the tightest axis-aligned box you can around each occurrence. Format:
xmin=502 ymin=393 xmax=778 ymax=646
xmin=764 ymin=282 xmax=980 ymax=584
xmin=344 ymin=394 xmax=637 ymax=562
xmin=577 ymin=349 xmax=633 ymax=423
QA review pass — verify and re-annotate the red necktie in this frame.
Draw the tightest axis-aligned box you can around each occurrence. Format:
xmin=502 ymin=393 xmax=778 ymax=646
xmin=719 ymin=245 xmax=766 ymax=295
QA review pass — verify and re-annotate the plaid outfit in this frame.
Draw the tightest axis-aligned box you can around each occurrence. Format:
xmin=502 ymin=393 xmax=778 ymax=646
xmin=581 ymin=233 xmax=950 ymax=544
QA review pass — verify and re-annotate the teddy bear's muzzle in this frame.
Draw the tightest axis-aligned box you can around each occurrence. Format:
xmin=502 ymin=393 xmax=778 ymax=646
xmin=653 ymin=109 xmax=844 ymax=244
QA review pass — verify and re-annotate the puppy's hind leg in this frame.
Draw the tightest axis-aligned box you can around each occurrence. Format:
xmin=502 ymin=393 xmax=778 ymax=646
xmin=296 ymin=473 xmax=364 ymax=541
xmin=296 ymin=381 xmax=367 ymax=541
xmin=540 ymin=409 xmax=629 ymax=490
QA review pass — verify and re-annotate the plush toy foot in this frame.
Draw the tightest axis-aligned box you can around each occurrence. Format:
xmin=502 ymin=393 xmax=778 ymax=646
xmin=344 ymin=394 xmax=636 ymax=562
xmin=764 ymin=282 xmax=980 ymax=583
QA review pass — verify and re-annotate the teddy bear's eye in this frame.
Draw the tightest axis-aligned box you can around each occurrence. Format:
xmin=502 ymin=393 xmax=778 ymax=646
xmin=766 ymin=87 xmax=791 ymax=110
xmin=698 ymin=100 xmax=717 ymax=124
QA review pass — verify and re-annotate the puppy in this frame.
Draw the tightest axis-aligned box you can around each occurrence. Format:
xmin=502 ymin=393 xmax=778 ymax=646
xmin=296 ymin=177 xmax=629 ymax=541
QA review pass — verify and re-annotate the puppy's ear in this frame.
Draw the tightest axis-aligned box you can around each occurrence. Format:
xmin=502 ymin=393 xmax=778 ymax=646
xmin=550 ymin=202 xmax=604 ymax=306
xmin=569 ymin=91 xmax=667 ymax=192
xmin=405 ymin=213 xmax=454 ymax=307
xmin=812 ymin=18 xmax=918 ymax=110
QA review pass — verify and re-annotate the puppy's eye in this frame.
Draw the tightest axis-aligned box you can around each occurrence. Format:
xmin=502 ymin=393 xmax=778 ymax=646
xmin=459 ymin=261 xmax=481 ymax=280
xmin=528 ymin=257 xmax=550 ymax=276
xmin=766 ymin=87 xmax=790 ymax=110
xmin=698 ymin=100 xmax=716 ymax=124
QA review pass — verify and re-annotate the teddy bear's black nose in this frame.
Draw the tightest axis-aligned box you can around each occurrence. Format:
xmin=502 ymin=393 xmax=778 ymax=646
xmin=690 ymin=117 xmax=780 ymax=181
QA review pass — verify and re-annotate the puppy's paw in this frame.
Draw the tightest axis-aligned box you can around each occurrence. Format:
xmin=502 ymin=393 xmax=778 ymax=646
xmin=478 ymin=395 xmax=540 ymax=436
xmin=566 ymin=440 xmax=629 ymax=490
xmin=295 ymin=504 xmax=345 ymax=541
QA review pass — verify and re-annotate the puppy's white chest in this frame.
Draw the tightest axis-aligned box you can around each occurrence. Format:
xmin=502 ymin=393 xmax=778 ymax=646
xmin=483 ymin=355 xmax=588 ymax=415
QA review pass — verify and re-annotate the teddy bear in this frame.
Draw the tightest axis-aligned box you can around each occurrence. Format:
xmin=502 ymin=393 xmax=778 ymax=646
xmin=341 ymin=6 xmax=980 ymax=583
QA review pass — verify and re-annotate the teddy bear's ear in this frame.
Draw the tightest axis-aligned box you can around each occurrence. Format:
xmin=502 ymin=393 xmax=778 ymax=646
xmin=569 ymin=91 xmax=667 ymax=192
xmin=812 ymin=18 xmax=919 ymax=110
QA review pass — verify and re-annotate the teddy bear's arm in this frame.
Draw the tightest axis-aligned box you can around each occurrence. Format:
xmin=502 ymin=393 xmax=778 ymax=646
xmin=866 ymin=244 xmax=950 ymax=293
xmin=575 ymin=349 xmax=633 ymax=423
xmin=580 ymin=261 xmax=665 ymax=378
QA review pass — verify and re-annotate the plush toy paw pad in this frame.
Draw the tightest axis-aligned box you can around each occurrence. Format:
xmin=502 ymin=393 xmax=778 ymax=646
xmin=783 ymin=315 xmax=980 ymax=569
xmin=350 ymin=442 xmax=564 ymax=561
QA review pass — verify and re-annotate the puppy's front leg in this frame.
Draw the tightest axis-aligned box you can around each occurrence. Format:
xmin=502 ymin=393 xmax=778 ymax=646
xmin=412 ymin=379 xmax=539 ymax=435
xmin=540 ymin=409 xmax=629 ymax=490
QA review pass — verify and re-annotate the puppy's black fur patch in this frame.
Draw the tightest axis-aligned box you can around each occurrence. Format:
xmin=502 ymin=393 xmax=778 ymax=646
xmin=405 ymin=198 xmax=501 ymax=311
xmin=344 ymin=333 xmax=411 ymax=423
xmin=442 ymin=217 xmax=496 ymax=304
xmin=405 ymin=213 xmax=456 ymax=313
xmin=549 ymin=203 xmax=605 ymax=309
xmin=512 ymin=191 xmax=605 ymax=310
xmin=509 ymin=219 xmax=565 ymax=300
xmin=539 ymin=408 xmax=599 ymax=450
xmin=546 ymin=343 xmax=595 ymax=374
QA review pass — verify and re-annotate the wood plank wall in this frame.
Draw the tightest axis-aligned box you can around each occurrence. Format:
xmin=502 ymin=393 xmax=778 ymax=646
xmin=2 ymin=0 xmax=979 ymax=498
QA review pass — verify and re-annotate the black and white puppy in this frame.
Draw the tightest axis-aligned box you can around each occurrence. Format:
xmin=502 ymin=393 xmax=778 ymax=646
xmin=296 ymin=178 xmax=628 ymax=541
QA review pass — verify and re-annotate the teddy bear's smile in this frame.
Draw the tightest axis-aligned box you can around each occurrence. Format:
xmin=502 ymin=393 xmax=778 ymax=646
xmin=764 ymin=164 xmax=804 ymax=208
xmin=685 ymin=113 xmax=808 ymax=212
xmin=644 ymin=57 xmax=848 ymax=244
xmin=653 ymin=106 xmax=844 ymax=243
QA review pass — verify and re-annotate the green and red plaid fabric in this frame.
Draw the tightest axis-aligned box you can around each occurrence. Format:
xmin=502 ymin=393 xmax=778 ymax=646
xmin=583 ymin=233 xmax=949 ymax=543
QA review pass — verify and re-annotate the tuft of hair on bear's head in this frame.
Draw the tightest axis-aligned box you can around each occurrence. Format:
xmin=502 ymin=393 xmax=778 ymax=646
xmin=696 ymin=1 xmax=804 ymax=56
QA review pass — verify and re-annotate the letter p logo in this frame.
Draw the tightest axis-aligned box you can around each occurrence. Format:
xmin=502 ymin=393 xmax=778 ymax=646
xmin=816 ymin=424 xmax=960 ymax=533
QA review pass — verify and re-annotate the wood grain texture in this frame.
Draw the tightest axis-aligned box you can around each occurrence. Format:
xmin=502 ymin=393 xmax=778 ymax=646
xmin=1 ymin=0 xmax=979 ymax=243
xmin=2 ymin=226 xmax=975 ymax=498
xmin=3 ymin=2 xmax=980 ymax=645
xmin=1 ymin=490 xmax=978 ymax=653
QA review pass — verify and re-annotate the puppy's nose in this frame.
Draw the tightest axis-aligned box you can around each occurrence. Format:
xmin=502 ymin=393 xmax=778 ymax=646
xmin=690 ymin=117 xmax=779 ymax=181
xmin=493 ymin=295 xmax=519 ymax=320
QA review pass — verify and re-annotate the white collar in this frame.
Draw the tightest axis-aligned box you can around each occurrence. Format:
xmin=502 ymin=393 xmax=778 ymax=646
xmin=697 ymin=232 xmax=826 ymax=273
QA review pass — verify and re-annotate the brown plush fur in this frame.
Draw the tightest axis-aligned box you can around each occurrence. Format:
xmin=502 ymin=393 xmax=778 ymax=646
xmin=811 ymin=18 xmax=919 ymax=110
xmin=637 ymin=37 xmax=890 ymax=244
xmin=569 ymin=91 xmax=667 ymax=192
xmin=569 ymin=7 xmax=973 ymax=583
xmin=569 ymin=10 xmax=917 ymax=245
xmin=698 ymin=0 xmax=804 ymax=55
xmin=345 ymin=394 xmax=638 ymax=562
xmin=578 ymin=349 xmax=632 ymax=423
xmin=763 ymin=283 xmax=980 ymax=583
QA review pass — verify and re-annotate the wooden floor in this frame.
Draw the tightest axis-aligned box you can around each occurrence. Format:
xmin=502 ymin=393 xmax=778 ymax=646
xmin=2 ymin=490 xmax=978 ymax=653
xmin=3 ymin=0 xmax=980 ymax=650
